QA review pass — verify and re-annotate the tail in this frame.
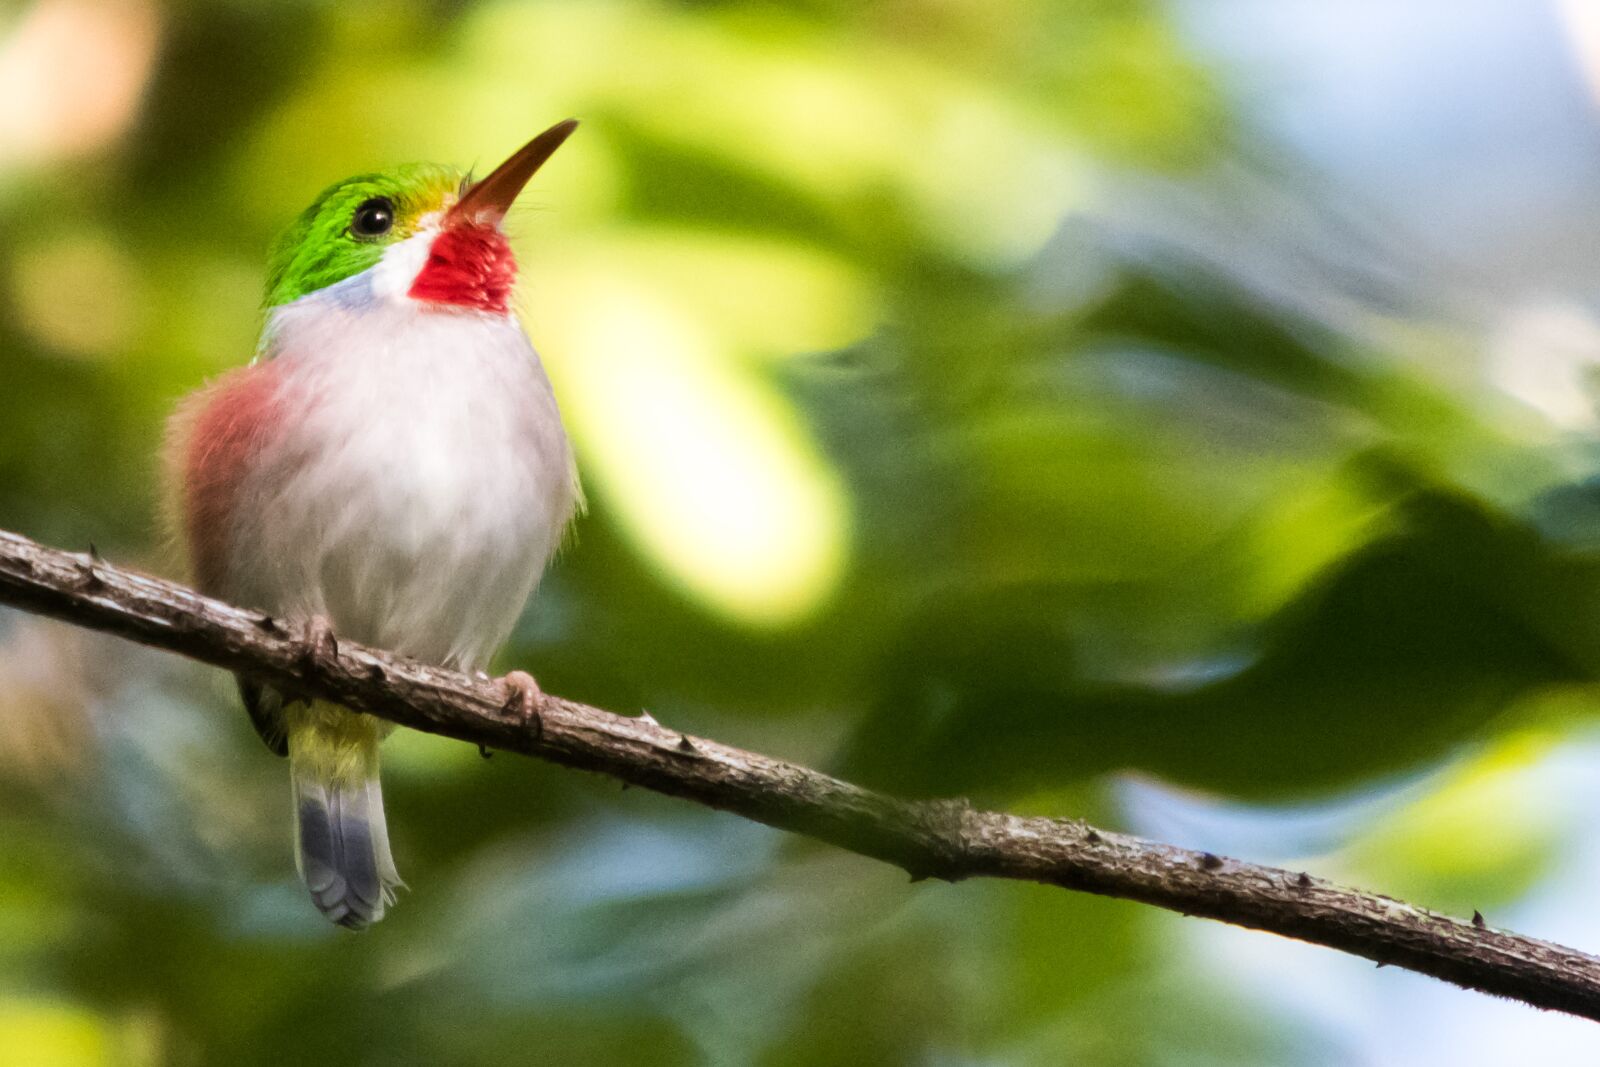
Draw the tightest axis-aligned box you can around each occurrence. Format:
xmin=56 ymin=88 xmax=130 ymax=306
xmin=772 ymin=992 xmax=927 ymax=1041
xmin=287 ymin=702 xmax=402 ymax=929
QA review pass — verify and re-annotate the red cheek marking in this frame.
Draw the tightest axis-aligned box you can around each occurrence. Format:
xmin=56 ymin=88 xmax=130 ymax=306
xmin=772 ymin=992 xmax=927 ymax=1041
xmin=167 ymin=362 xmax=288 ymax=594
xmin=408 ymin=223 xmax=517 ymax=313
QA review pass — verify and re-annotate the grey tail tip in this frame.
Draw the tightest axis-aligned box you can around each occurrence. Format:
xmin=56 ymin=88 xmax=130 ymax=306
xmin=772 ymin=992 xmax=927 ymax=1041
xmin=294 ymin=776 xmax=402 ymax=930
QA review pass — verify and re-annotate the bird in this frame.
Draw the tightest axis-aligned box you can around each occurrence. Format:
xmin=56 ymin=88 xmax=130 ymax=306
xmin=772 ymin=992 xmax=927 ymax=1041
xmin=164 ymin=119 xmax=583 ymax=928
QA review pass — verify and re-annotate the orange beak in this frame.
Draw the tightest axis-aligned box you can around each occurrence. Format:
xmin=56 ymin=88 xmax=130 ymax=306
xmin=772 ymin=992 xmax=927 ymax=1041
xmin=448 ymin=118 xmax=578 ymax=227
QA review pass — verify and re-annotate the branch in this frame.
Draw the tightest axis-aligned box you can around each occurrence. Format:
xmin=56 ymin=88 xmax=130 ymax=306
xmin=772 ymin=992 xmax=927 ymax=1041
xmin=1 ymin=528 xmax=1597 ymax=1020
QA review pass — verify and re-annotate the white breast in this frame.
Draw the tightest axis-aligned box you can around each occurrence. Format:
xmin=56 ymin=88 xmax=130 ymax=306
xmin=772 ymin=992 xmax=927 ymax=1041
xmin=225 ymin=293 xmax=578 ymax=670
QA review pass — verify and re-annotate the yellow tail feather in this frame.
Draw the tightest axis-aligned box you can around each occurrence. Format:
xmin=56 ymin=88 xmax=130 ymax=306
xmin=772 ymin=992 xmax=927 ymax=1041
xmin=287 ymin=702 xmax=401 ymax=929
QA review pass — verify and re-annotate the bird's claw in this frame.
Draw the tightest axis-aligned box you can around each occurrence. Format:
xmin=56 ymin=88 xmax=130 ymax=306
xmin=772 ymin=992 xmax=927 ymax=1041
xmin=500 ymin=669 xmax=544 ymax=739
xmin=300 ymin=614 xmax=338 ymax=671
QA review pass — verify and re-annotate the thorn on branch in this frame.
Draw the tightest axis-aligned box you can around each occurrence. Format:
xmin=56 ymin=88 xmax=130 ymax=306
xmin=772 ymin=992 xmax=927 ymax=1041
xmin=1200 ymin=852 xmax=1223 ymax=871
xmin=1474 ymin=910 xmax=1486 ymax=929
xmin=1084 ymin=828 xmax=1101 ymax=844
xmin=478 ymin=744 xmax=493 ymax=760
xmin=676 ymin=734 xmax=696 ymax=753
xmin=254 ymin=613 xmax=282 ymax=634
xmin=1297 ymin=872 xmax=1313 ymax=889
xmin=77 ymin=547 xmax=104 ymax=591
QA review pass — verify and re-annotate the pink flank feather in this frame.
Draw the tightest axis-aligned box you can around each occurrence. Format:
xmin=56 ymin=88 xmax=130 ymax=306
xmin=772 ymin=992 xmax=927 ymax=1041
xmin=165 ymin=361 xmax=290 ymax=595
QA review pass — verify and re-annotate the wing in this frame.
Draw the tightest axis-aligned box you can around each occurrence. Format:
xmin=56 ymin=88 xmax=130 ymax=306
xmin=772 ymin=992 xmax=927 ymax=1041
xmin=165 ymin=361 xmax=292 ymax=756
xmin=237 ymin=676 xmax=289 ymax=757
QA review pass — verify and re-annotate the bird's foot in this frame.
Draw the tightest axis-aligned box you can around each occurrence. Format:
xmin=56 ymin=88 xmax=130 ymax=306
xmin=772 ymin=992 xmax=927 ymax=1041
xmin=299 ymin=614 xmax=339 ymax=674
xmin=499 ymin=669 xmax=544 ymax=741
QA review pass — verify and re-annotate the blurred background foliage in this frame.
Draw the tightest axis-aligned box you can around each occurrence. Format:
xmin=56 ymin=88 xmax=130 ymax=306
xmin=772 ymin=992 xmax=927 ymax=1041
xmin=7 ymin=0 xmax=1600 ymax=1063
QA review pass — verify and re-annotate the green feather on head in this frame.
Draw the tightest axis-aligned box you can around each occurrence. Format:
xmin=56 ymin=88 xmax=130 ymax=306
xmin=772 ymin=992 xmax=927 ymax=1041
xmin=263 ymin=163 xmax=465 ymax=309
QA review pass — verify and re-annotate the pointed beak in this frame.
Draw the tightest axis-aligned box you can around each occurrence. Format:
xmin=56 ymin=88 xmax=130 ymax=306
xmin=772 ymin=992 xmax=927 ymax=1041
xmin=448 ymin=118 xmax=578 ymax=227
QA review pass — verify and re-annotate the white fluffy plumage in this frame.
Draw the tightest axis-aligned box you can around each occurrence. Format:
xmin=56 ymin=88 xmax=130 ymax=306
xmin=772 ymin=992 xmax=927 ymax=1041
xmin=224 ymin=231 xmax=580 ymax=671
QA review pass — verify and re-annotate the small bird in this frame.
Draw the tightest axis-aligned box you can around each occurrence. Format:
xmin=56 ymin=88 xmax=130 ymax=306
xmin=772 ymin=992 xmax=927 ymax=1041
xmin=165 ymin=120 xmax=583 ymax=928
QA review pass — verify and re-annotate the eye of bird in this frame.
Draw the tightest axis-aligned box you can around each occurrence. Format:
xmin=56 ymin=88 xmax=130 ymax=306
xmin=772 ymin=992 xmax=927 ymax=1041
xmin=350 ymin=197 xmax=395 ymax=238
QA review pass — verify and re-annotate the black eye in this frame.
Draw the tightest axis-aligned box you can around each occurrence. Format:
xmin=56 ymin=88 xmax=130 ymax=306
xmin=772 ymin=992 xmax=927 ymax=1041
xmin=350 ymin=197 xmax=395 ymax=238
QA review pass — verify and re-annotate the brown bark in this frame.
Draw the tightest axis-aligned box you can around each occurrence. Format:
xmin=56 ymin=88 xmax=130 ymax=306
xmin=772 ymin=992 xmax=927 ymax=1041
xmin=2 ymin=527 xmax=1598 ymax=1020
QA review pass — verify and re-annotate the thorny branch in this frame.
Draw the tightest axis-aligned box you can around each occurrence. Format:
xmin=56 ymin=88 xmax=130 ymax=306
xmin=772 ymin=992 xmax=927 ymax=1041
xmin=2 ymin=527 xmax=1599 ymax=1020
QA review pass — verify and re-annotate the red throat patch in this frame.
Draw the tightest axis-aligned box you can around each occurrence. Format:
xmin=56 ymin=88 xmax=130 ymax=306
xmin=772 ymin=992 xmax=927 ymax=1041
xmin=408 ymin=223 xmax=517 ymax=313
